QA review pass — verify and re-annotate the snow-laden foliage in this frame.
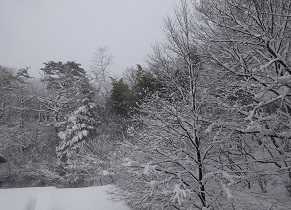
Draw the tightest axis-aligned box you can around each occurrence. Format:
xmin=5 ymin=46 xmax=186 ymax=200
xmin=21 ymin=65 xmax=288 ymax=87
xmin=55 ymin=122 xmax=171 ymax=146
xmin=196 ymin=0 xmax=291 ymax=208
xmin=114 ymin=3 xmax=240 ymax=209
xmin=116 ymin=93 xmax=238 ymax=210
xmin=2 ymin=1 xmax=291 ymax=208
xmin=114 ymin=1 xmax=291 ymax=209
xmin=57 ymin=101 xmax=97 ymax=159
xmin=38 ymin=61 xmax=87 ymax=123
xmin=56 ymin=75 xmax=98 ymax=161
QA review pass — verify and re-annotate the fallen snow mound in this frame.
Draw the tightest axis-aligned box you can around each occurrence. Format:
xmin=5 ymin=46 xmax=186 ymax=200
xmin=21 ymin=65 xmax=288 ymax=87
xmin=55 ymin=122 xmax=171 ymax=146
xmin=0 ymin=185 xmax=130 ymax=210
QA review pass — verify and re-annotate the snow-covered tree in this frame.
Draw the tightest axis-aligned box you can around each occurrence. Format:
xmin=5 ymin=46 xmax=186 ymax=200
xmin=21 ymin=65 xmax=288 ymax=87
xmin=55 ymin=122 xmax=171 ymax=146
xmin=36 ymin=61 xmax=90 ymax=153
xmin=57 ymin=76 xmax=98 ymax=162
xmin=113 ymin=1 xmax=291 ymax=209
xmin=115 ymin=2 xmax=239 ymax=209
xmin=195 ymin=0 xmax=291 ymax=208
xmin=0 ymin=67 xmax=62 ymax=187
xmin=38 ymin=61 xmax=87 ymax=125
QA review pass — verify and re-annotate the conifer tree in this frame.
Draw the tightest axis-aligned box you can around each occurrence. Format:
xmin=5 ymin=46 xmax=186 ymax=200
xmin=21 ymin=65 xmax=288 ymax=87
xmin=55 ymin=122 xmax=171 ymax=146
xmin=57 ymin=76 xmax=98 ymax=161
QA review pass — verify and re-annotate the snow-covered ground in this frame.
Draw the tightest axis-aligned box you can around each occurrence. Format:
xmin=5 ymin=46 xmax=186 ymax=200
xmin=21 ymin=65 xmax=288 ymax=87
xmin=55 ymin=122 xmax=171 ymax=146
xmin=0 ymin=185 xmax=130 ymax=210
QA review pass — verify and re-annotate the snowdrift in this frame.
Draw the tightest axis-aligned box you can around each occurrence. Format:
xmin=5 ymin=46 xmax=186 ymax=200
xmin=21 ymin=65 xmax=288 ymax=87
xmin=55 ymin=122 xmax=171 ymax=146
xmin=0 ymin=185 xmax=130 ymax=210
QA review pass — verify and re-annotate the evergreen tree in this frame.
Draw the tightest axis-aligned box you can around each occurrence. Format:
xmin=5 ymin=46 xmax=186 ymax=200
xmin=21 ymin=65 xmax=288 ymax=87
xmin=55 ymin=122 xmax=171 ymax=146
xmin=57 ymin=76 xmax=98 ymax=161
xmin=108 ymin=78 xmax=135 ymax=117
xmin=109 ymin=65 xmax=163 ymax=117
xmin=39 ymin=61 xmax=87 ymax=123
xmin=131 ymin=65 xmax=164 ymax=103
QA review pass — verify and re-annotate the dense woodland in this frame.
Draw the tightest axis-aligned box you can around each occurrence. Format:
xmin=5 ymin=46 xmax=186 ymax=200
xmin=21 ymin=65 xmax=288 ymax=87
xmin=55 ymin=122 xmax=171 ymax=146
xmin=1 ymin=0 xmax=291 ymax=209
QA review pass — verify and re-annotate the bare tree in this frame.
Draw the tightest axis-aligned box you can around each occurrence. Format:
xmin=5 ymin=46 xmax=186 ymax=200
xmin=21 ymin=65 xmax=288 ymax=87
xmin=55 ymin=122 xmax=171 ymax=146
xmin=90 ymin=46 xmax=113 ymax=102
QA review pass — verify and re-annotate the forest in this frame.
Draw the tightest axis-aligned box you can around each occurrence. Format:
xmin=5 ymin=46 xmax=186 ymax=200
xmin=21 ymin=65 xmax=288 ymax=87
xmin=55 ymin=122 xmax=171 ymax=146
xmin=1 ymin=0 xmax=291 ymax=209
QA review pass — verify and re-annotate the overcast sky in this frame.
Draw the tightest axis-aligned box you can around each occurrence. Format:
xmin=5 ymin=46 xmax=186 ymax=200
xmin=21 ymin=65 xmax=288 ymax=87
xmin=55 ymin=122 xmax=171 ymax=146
xmin=0 ymin=0 xmax=178 ymax=78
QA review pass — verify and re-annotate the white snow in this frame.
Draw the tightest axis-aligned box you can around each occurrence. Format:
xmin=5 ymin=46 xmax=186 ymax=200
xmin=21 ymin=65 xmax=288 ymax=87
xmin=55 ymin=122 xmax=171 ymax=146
xmin=0 ymin=185 xmax=130 ymax=210
xmin=172 ymin=184 xmax=186 ymax=204
xmin=58 ymin=131 xmax=66 ymax=140
xmin=148 ymin=180 xmax=160 ymax=189
xmin=143 ymin=164 xmax=157 ymax=175
xmin=101 ymin=170 xmax=114 ymax=176
xmin=147 ymin=180 xmax=160 ymax=196
xmin=222 ymin=184 xmax=234 ymax=201
xmin=277 ymin=73 xmax=291 ymax=85
xmin=204 ymin=123 xmax=216 ymax=133
xmin=122 ymin=160 xmax=140 ymax=167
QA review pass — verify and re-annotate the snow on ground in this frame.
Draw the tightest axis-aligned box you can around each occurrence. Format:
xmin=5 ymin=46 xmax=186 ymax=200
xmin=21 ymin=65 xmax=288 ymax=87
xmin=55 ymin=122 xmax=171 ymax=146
xmin=0 ymin=185 xmax=130 ymax=210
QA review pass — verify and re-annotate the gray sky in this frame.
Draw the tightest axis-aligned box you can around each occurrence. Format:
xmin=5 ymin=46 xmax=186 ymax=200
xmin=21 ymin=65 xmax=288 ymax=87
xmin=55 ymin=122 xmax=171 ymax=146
xmin=0 ymin=0 xmax=177 ymax=78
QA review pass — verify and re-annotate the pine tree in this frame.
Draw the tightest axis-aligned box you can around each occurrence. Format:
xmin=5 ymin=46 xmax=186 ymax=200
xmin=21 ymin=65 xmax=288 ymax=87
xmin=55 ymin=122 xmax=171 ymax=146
xmin=57 ymin=76 xmax=98 ymax=161
xmin=108 ymin=78 xmax=135 ymax=117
